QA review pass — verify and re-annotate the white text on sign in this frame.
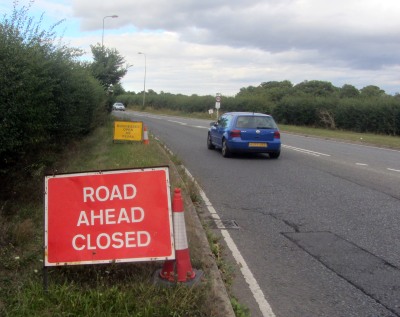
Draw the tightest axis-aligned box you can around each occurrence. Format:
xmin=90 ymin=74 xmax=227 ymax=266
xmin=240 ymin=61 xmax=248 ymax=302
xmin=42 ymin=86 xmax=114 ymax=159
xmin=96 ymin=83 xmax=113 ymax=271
xmin=72 ymin=184 xmax=151 ymax=251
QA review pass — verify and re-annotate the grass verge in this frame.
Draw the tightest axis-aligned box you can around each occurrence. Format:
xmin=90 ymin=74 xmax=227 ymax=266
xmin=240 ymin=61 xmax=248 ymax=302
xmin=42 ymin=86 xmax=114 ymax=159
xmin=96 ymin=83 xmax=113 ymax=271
xmin=280 ymin=124 xmax=400 ymax=150
xmin=0 ymin=116 xmax=234 ymax=317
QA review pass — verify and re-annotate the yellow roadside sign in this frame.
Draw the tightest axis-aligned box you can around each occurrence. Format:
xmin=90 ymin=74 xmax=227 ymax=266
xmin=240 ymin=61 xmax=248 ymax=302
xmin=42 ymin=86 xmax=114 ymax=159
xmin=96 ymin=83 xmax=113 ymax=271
xmin=113 ymin=121 xmax=143 ymax=142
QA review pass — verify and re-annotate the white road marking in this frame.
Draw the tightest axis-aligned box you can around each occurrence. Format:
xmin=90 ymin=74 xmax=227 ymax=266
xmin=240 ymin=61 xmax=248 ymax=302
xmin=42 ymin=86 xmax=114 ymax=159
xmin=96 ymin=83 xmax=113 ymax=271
xmin=136 ymin=112 xmax=400 ymax=316
xmin=166 ymin=119 xmax=208 ymax=129
xmin=142 ymin=116 xmax=400 ymax=180
xmin=168 ymin=120 xmax=187 ymax=125
xmin=183 ymin=168 xmax=276 ymax=317
xmin=283 ymin=145 xmax=330 ymax=157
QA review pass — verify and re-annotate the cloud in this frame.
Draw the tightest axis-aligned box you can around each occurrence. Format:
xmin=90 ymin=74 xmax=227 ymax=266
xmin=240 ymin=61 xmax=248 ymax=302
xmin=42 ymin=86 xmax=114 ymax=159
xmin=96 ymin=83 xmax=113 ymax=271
xmin=71 ymin=0 xmax=400 ymax=68
xmin=5 ymin=0 xmax=400 ymax=95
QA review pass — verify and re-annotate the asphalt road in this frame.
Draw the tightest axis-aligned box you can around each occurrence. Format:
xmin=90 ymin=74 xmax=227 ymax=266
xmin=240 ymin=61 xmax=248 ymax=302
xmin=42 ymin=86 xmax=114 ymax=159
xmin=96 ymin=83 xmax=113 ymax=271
xmin=114 ymin=111 xmax=400 ymax=317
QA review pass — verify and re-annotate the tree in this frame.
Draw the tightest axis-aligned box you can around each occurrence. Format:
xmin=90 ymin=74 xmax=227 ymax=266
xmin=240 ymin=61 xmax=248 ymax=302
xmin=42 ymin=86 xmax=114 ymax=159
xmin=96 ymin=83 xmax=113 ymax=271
xmin=340 ymin=84 xmax=359 ymax=98
xmin=260 ymin=80 xmax=293 ymax=90
xmin=89 ymin=44 xmax=128 ymax=90
xmin=294 ymin=80 xmax=338 ymax=97
xmin=259 ymin=80 xmax=293 ymax=102
xmin=360 ymin=85 xmax=386 ymax=97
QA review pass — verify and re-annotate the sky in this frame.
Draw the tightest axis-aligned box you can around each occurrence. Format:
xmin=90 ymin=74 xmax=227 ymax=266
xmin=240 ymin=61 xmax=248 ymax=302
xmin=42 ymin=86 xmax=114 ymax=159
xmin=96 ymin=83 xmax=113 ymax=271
xmin=2 ymin=0 xmax=400 ymax=96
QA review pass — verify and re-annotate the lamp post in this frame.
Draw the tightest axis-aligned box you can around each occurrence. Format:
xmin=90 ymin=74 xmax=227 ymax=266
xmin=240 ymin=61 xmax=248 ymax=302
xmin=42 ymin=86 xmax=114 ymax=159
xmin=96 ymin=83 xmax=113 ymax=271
xmin=102 ymin=15 xmax=118 ymax=46
xmin=138 ymin=52 xmax=147 ymax=108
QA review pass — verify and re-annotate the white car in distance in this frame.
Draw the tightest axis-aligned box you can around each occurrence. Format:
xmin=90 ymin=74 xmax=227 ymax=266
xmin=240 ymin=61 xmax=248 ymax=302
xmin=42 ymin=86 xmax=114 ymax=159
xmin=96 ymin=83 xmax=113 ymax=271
xmin=112 ymin=102 xmax=125 ymax=111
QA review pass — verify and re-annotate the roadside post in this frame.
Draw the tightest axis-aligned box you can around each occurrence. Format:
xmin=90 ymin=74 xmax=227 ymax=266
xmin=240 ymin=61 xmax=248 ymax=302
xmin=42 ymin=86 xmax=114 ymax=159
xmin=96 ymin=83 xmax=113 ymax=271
xmin=215 ymin=93 xmax=221 ymax=119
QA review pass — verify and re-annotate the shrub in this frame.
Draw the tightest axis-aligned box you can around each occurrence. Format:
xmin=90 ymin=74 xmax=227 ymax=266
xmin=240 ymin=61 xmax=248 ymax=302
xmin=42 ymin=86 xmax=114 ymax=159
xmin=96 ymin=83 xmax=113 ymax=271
xmin=0 ymin=2 xmax=107 ymax=198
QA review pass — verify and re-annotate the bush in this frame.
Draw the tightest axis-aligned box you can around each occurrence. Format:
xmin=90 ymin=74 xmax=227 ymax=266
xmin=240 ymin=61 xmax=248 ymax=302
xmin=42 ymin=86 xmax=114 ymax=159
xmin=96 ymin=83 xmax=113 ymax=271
xmin=0 ymin=2 xmax=107 ymax=198
xmin=118 ymin=85 xmax=400 ymax=136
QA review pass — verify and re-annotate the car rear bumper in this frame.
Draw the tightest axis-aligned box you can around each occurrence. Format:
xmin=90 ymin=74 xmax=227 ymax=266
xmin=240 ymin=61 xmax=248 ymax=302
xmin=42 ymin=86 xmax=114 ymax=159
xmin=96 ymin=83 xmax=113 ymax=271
xmin=227 ymin=139 xmax=281 ymax=153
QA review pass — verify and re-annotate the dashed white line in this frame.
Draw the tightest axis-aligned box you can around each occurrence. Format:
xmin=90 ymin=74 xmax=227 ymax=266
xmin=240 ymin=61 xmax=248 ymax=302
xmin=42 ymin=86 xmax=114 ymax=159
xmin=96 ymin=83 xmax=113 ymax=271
xmin=135 ymin=112 xmax=400 ymax=316
xmin=282 ymin=145 xmax=330 ymax=157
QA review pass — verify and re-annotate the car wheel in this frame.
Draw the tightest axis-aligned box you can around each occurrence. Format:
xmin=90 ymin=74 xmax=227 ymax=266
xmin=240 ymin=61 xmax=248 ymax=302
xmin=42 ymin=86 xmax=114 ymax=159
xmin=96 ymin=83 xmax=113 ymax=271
xmin=269 ymin=151 xmax=280 ymax=159
xmin=207 ymin=133 xmax=215 ymax=150
xmin=221 ymin=139 xmax=231 ymax=158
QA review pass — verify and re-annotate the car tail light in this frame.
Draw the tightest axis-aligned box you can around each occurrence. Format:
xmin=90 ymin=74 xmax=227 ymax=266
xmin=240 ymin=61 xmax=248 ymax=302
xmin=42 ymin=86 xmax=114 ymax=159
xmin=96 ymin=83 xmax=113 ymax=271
xmin=274 ymin=131 xmax=280 ymax=139
xmin=230 ymin=129 xmax=241 ymax=138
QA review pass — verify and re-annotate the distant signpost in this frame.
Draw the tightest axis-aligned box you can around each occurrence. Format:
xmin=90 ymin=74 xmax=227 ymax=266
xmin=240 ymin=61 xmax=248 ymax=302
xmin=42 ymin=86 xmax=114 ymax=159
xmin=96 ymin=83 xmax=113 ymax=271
xmin=215 ymin=93 xmax=221 ymax=118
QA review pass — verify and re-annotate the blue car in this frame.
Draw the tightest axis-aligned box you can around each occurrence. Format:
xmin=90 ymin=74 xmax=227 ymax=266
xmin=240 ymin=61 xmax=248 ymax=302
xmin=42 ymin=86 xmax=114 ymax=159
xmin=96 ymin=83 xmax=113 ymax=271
xmin=207 ymin=112 xmax=281 ymax=158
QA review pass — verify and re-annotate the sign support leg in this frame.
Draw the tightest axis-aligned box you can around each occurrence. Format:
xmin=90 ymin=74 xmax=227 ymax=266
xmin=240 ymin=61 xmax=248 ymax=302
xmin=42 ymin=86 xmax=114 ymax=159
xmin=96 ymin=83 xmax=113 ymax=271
xmin=43 ymin=266 xmax=48 ymax=292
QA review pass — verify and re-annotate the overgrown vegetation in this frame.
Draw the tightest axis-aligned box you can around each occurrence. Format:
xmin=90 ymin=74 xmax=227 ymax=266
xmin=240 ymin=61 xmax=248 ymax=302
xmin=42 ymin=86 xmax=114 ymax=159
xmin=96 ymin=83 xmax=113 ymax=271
xmin=0 ymin=118 xmax=220 ymax=317
xmin=118 ymin=80 xmax=400 ymax=136
xmin=0 ymin=3 xmax=235 ymax=316
xmin=1 ymin=2 xmax=399 ymax=316
xmin=0 ymin=1 xmax=130 ymax=202
xmin=0 ymin=2 xmax=103 ymax=200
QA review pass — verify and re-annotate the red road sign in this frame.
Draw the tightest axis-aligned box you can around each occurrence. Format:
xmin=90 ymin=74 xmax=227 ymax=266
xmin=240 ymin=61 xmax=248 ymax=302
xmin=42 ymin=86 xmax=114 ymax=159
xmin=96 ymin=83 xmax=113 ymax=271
xmin=44 ymin=167 xmax=174 ymax=266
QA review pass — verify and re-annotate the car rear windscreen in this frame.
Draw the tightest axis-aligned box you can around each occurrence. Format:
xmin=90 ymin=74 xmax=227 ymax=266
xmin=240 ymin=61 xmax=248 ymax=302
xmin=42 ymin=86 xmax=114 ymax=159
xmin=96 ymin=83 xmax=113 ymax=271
xmin=235 ymin=116 xmax=277 ymax=129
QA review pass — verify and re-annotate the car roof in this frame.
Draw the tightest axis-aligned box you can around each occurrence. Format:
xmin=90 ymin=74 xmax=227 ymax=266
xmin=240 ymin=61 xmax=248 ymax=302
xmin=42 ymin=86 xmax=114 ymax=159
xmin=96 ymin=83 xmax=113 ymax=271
xmin=224 ymin=112 xmax=272 ymax=117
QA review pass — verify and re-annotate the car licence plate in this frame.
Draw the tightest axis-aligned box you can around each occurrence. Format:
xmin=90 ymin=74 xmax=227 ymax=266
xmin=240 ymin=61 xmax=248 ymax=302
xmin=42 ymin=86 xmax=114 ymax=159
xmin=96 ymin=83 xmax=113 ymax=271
xmin=249 ymin=142 xmax=267 ymax=148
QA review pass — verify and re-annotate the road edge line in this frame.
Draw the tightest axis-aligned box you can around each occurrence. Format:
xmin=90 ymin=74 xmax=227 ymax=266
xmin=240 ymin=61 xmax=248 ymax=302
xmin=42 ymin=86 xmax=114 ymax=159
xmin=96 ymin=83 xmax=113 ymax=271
xmin=183 ymin=167 xmax=276 ymax=317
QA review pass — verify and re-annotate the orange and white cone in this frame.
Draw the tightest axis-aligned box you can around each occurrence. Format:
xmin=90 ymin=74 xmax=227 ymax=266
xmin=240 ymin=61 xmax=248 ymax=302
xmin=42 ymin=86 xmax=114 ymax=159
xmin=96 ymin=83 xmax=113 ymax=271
xmin=172 ymin=188 xmax=196 ymax=282
xmin=143 ymin=125 xmax=149 ymax=144
xmin=156 ymin=188 xmax=203 ymax=285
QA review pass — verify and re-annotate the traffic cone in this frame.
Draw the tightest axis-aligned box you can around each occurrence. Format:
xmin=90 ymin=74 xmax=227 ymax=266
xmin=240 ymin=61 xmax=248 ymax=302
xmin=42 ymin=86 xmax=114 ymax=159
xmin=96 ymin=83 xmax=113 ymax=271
xmin=143 ymin=125 xmax=149 ymax=144
xmin=172 ymin=188 xmax=196 ymax=282
xmin=155 ymin=188 xmax=203 ymax=285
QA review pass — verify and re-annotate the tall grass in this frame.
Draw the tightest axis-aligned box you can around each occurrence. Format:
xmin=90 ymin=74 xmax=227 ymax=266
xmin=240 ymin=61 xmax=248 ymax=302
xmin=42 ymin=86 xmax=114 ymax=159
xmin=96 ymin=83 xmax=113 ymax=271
xmin=0 ymin=117 xmax=214 ymax=317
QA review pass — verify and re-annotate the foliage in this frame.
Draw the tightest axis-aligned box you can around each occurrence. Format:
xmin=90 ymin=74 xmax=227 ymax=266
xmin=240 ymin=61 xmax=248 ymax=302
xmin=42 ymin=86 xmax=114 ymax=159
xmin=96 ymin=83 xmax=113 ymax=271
xmin=340 ymin=84 xmax=360 ymax=98
xmin=0 ymin=118 xmax=219 ymax=317
xmin=117 ymin=79 xmax=400 ymax=136
xmin=0 ymin=1 xmax=108 ymax=199
xmin=89 ymin=44 xmax=128 ymax=90
xmin=231 ymin=297 xmax=251 ymax=317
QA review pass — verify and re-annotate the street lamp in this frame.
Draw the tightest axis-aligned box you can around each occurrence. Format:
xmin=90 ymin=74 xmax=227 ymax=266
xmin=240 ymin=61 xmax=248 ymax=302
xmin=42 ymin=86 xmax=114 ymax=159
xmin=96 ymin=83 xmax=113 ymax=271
xmin=102 ymin=15 xmax=118 ymax=46
xmin=138 ymin=52 xmax=147 ymax=108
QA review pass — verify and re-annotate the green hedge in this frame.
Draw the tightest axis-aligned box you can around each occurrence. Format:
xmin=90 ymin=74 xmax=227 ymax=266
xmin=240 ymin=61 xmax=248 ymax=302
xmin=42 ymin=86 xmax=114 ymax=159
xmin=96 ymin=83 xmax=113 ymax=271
xmin=118 ymin=81 xmax=400 ymax=136
xmin=0 ymin=7 xmax=107 ymax=196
